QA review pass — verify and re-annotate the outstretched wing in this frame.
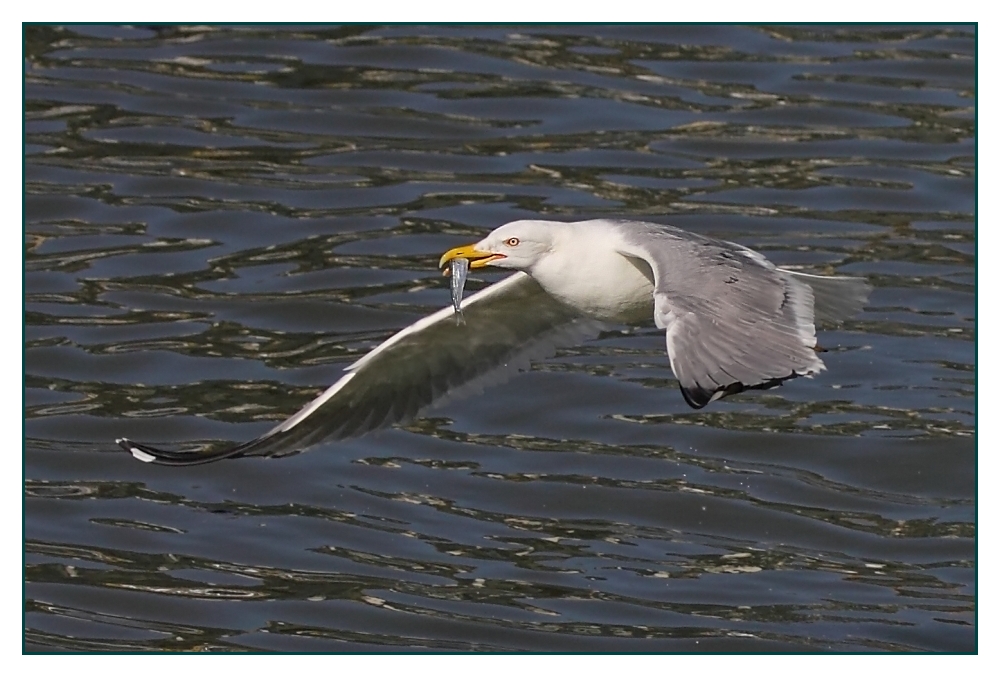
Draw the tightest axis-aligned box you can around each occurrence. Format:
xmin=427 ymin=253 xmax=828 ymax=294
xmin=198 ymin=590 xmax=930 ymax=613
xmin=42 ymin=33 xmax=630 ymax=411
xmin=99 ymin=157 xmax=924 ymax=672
xmin=118 ymin=273 xmax=602 ymax=465
xmin=614 ymin=222 xmax=868 ymax=408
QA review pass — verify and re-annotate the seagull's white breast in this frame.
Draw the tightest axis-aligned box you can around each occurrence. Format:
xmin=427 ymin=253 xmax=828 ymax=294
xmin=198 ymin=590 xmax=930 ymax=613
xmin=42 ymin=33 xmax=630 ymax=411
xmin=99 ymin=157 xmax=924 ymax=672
xmin=528 ymin=226 xmax=655 ymax=324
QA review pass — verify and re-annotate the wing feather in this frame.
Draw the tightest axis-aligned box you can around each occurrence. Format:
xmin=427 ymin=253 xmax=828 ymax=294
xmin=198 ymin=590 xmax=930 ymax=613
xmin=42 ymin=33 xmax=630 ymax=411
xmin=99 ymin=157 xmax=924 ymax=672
xmin=118 ymin=273 xmax=602 ymax=464
xmin=613 ymin=222 xmax=855 ymax=408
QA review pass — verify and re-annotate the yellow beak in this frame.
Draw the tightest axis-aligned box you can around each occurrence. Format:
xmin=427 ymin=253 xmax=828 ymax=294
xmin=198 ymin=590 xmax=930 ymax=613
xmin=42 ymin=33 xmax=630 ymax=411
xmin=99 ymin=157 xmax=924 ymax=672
xmin=438 ymin=244 xmax=505 ymax=273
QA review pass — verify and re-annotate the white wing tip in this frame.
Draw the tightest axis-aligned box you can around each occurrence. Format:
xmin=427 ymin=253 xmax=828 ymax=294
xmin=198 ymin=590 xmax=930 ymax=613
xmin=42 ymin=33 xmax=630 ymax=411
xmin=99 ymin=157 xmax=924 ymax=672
xmin=132 ymin=449 xmax=157 ymax=463
xmin=708 ymin=390 xmax=727 ymax=404
xmin=117 ymin=438 xmax=156 ymax=463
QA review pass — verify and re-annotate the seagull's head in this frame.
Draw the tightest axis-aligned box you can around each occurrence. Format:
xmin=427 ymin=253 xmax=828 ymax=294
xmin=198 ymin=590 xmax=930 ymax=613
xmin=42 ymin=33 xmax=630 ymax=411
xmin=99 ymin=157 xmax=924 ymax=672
xmin=439 ymin=220 xmax=557 ymax=273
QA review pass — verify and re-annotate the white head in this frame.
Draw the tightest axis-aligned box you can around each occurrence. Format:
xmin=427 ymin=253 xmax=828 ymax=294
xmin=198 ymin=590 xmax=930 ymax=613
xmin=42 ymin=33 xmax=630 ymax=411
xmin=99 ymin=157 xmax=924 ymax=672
xmin=439 ymin=220 xmax=561 ymax=272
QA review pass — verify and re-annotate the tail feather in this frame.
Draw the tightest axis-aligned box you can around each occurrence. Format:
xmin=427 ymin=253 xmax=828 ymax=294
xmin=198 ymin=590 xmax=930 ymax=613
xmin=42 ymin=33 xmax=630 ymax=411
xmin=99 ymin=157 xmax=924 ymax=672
xmin=784 ymin=270 xmax=871 ymax=325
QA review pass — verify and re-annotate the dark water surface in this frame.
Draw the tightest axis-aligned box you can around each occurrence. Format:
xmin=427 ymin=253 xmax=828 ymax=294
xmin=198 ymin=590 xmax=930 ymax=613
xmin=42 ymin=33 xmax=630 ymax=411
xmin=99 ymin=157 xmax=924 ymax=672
xmin=24 ymin=24 xmax=975 ymax=652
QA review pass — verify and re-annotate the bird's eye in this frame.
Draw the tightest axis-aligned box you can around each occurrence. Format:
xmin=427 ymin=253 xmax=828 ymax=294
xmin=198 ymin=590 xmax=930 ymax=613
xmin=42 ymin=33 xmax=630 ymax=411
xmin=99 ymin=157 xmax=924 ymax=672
xmin=504 ymin=237 xmax=520 ymax=247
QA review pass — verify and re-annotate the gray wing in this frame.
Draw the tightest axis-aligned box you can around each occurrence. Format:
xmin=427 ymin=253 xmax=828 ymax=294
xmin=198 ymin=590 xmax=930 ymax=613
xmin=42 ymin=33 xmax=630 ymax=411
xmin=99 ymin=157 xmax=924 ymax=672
xmin=614 ymin=222 xmax=866 ymax=408
xmin=118 ymin=273 xmax=602 ymax=465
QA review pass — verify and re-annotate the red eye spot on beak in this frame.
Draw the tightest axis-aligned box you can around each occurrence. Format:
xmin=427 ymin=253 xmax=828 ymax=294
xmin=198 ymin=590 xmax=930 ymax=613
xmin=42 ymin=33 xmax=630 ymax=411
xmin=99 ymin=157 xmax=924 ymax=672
xmin=505 ymin=237 xmax=520 ymax=247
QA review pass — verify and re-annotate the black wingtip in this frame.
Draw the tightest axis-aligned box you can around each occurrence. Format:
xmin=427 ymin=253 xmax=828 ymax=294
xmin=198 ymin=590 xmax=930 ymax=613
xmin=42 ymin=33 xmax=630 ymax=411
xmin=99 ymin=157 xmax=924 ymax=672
xmin=116 ymin=438 xmax=159 ymax=463
xmin=115 ymin=437 xmax=251 ymax=466
xmin=679 ymin=386 xmax=711 ymax=409
xmin=679 ymin=374 xmax=797 ymax=409
xmin=678 ymin=382 xmax=740 ymax=409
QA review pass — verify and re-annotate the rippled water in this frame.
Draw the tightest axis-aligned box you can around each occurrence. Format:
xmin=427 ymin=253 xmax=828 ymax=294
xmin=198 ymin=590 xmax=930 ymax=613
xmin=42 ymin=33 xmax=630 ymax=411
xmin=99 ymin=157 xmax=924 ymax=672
xmin=24 ymin=24 xmax=975 ymax=652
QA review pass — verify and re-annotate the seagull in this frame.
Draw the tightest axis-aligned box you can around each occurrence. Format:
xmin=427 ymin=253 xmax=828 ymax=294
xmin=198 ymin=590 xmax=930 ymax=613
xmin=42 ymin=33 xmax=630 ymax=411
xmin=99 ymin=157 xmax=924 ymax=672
xmin=117 ymin=219 xmax=870 ymax=465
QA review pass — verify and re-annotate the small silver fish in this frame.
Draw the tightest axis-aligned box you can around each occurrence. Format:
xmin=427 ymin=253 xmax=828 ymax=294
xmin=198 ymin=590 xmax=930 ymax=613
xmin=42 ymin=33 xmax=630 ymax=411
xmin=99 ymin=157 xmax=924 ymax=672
xmin=449 ymin=257 xmax=470 ymax=314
